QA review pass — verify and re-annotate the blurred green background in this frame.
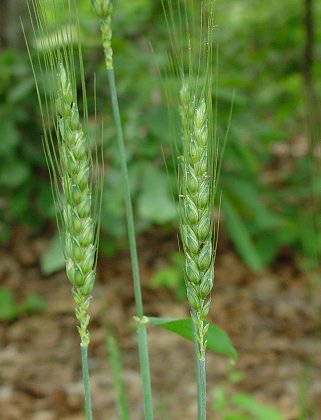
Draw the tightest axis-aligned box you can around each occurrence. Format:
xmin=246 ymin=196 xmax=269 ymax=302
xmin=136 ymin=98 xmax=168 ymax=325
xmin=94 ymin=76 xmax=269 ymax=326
xmin=1 ymin=0 xmax=321 ymax=273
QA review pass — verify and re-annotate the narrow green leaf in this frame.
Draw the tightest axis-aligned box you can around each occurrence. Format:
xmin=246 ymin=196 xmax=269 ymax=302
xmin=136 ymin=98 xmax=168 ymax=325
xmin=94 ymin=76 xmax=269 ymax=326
xmin=222 ymin=195 xmax=262 ymax=272
xmin=224 ymin=414 xmax=249 ymax=420
xmin=148 ymin=317 xmax=237 ymax=360
xmin=137 ymin=164 xmax=176 ymax=224
xmin=41 ymin=234 xmax=65 ymax=275
xmin=8 ymin=77 xmax=35 ymax=104
xmin=0 ymin=160 xmax=30 ymax=188
xmin=0 ymin=120 xmax=19 ymax=153
xmin=0 ymin=289 xmax=18 ymax=321
xmin=20 ymin=294 xmax=46 ymax=314
xmin=232 ymin=394 xmax=284 ymax=420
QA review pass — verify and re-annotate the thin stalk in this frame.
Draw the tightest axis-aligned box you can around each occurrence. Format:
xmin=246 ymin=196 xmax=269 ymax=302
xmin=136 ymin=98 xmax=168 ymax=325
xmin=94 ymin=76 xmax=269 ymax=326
xmin=137 ymin=323 xmax=154 ymax=420
xmin=81 ymin=345 xmax=93 ymax=420
xmin=192 ymin=316 xmax=202 ymax=419
xmin=192 ymin=311 xmax=206 ymax=420
xmin=107 ymin=68 xmax=154 ymax=420
xmin=199 ymin=357 xmax=206 ymax=420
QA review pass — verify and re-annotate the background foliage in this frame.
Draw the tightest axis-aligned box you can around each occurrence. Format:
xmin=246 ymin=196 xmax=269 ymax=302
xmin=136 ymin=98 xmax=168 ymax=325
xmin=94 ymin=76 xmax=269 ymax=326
xmin=1 ymin=0 xmax=321 ymax=271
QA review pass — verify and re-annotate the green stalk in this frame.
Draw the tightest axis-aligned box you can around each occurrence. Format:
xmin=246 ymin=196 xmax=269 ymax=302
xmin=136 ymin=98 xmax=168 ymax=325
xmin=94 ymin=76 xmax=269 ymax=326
xmin=91 ymin=2 xmax=153 ymax=417
xmin=81 ymin=345 xmax=93 ymax=420
xmin=137 ymin=323 xmax=153 ymax=419
xmin=192 ymin=316 xmax=202 ymax=419
xmin=199 ymin=357 xmax=206 ymax=420
xmin=107 ymin=69 xmax=144 ymax=317
xmin=192 ymin=312 xmax=206 ymax=420
xmin=107 ymin=68 xmax=154 ymax=420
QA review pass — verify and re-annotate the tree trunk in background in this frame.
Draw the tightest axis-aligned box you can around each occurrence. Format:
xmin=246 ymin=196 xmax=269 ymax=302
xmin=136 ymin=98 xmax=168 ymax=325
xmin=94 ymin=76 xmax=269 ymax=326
xmin=303 ymin=0 xmax=313 ymax=85
xmin=0 ymin=0 xmax=31 ymax=49
xmin=303 ymin=0 xmax=319 ymax=113
xmin=303 ymin=0 xmax=320 ymax=154
xmin=303 ymin=0 xmax=321 ymax=266
xmin=0 ymin=0 xmax=8 ymax=49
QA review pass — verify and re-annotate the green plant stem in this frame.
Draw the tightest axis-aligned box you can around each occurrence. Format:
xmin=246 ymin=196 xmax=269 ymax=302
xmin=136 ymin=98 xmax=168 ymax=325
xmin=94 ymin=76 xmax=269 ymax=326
xmin=107 ymin=68 xmax=154 ymax=420
xmin=192 ymin=313 xmax=206 ymax=420
xmin=192 ymin=324 xmax=202 ymax=420
xmin=137 ymin=323 xmax=153 ymax=419
xmin=81 ymin=345 xmax=93 ymax=420
xmin=199 ymin=356 xmax=206 ymax=420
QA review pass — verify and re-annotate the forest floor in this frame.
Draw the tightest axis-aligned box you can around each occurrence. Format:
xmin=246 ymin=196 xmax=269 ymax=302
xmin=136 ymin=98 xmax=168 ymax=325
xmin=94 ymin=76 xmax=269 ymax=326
xmin=1 ymin=226 xmax=321 ymax=420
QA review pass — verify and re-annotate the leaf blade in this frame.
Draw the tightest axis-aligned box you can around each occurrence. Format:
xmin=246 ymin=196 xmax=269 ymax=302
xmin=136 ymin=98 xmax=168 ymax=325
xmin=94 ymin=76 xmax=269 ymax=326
xmin=148 ymin=317 xmax=237 ymax=360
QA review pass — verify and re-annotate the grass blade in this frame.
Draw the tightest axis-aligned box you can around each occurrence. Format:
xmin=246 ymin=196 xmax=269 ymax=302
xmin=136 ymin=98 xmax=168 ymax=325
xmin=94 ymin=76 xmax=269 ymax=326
xmin=106 ymin=335 xmax=130 ymax=420
xmin=148 ymin=317 xmax=237 ymax=360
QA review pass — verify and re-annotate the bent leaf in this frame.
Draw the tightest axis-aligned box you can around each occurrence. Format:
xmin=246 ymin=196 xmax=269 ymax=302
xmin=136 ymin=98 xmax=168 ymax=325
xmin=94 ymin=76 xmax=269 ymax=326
xmin=41 ymin=234 xmax=65 ymax=275
xmin=222 ymin=195 xmax=263 ymax=272
xmin=148 ymin=317 xmax=237 ymax=360
xmin=232 ymin=394 xmax=283 ymax=420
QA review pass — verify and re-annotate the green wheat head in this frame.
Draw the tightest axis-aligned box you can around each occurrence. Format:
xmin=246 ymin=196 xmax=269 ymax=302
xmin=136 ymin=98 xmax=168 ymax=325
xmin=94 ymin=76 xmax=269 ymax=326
xmin=24 ymin=0 xmax=103 ymax=347
xmin=164 ymin=0 xmax=220 ymax=359
xmin=180 ymin=87 xmax=212 ymax=356
xmin=57 ymin=62 xmax=97 ymax=346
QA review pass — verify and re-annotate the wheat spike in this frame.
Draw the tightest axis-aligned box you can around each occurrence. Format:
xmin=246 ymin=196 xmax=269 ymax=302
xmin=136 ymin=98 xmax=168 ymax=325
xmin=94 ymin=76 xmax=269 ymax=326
xmin=180 ymin=83 xmax=214 ymax=360
xmin=57 ymin=62 xmax=97 ymax=347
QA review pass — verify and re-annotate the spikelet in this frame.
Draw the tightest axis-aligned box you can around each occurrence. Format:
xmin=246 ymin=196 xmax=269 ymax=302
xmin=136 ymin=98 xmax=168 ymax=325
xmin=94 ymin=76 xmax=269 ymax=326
xmin=179 ymin=83 xmax=214 ymax=360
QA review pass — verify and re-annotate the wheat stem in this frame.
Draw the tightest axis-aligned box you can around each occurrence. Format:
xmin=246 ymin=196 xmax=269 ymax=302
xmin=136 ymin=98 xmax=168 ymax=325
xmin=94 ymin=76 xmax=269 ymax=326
xmin=107 ymin=69 xmax=144 ymax=316
xmin=91 ymin=2 xmax=154 ymax=416
xmin=192 ymin=310 xmax=207 ymax=420
xmin=81 ymin=345 xmax=93 ymax=420
xmin=192 ymin=313 xmax=202 ymax=419
xmin=107 ymin=67 xmax=154 ymax=420
xmin=199 ymin=355 xmax=207 ymax=420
